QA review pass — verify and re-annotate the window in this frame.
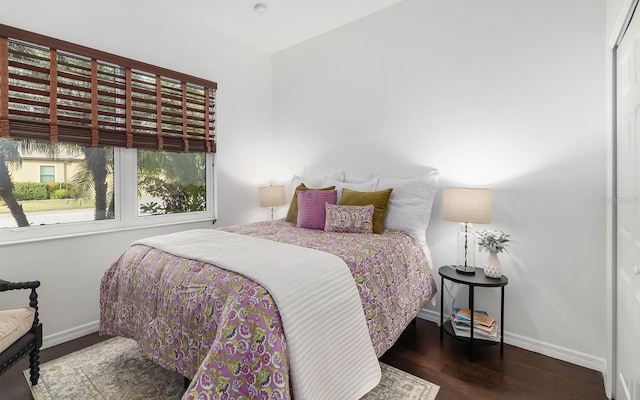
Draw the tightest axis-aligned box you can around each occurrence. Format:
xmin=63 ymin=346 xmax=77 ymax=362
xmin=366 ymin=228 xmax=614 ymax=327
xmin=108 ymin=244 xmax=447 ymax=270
xmin=39 ymin=165 xmax=55 ymax=182
xmin=137 ymin=150 xmax=206 ymax=216
xmin=0 ymin=138 xmax=214 ymax=234
xmin=0 ymin=24 xmax=216 ymax=241
xmin=0 ymin=140 xmax=115 ymax=228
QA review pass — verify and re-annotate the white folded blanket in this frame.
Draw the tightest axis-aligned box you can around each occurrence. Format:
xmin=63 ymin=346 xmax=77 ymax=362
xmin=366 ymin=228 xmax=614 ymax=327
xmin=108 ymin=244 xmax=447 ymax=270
xmin=135 ymin=229 xmax=381 ymax=400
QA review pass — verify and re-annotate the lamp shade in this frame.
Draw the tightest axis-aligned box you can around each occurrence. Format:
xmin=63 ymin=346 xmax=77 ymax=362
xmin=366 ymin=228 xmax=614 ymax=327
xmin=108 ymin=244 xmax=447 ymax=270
xmin=259 ymin=185 xmax=286 ymax=207
xmin=442 ymin=187 xmax=492 ymax=224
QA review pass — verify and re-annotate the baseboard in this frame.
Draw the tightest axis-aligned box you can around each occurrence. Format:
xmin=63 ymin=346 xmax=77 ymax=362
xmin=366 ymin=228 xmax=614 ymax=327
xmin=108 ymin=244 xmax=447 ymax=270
xmin=417 ymin=309 xmax=607 ymax=374
xmin=45 ymin=313 xmax=607 ymax=377
xmin=42 ymin=320 xmax=99 ymax=350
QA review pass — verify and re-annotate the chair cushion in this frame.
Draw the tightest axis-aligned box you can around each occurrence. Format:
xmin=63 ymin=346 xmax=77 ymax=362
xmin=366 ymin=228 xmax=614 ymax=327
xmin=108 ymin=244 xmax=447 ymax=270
xmin=0 ymin=307 xmax=35 ymax=353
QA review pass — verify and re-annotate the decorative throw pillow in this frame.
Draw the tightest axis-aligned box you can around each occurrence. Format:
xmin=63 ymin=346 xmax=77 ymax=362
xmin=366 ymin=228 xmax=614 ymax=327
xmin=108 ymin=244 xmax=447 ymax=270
xmin=339 ymin=188 xmax=393 ymax=234
xmin=285 ymin=184 xmax=336 ymax=224
xmin=374 ymin=170 xmax=440 ymax=245
xmin=296 ymin=190 xmax=338 ymax=230
xmin=324 ymin=204 xmax=374 ymax=234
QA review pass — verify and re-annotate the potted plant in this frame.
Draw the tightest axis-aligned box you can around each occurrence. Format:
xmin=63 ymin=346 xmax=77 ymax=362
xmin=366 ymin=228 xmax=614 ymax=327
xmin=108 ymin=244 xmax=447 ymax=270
xmin=477 ymin=230 xmax=510 ymax=278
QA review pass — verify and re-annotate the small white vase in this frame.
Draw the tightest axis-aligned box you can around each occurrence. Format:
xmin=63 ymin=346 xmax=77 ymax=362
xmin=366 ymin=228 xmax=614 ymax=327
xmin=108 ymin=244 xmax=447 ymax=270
xmin=483 ymin=252 xmax=502 ymax=278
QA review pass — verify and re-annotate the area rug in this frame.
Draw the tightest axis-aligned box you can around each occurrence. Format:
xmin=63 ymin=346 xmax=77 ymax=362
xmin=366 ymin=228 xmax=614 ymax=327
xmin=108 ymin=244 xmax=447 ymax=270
xmin=24 ymin=336 xmax=439 ymax=400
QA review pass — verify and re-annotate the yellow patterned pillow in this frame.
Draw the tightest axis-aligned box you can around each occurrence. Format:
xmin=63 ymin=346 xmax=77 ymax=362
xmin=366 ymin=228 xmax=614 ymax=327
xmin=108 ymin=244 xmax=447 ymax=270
xmin=324 ymin=204 xmax=374 ymax=234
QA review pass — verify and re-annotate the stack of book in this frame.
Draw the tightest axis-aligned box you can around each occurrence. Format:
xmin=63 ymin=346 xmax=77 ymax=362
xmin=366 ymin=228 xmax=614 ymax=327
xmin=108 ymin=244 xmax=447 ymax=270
xmin=451 ymin=307 xmax=499 ymax=341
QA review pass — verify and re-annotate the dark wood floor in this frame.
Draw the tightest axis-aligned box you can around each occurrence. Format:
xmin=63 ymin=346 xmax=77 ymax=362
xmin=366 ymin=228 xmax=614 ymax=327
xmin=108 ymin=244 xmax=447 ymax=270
xmin=380 ymin=320 xmax=608 ymax=400
xmin=0 ymin=319 xmax=608 ymax=400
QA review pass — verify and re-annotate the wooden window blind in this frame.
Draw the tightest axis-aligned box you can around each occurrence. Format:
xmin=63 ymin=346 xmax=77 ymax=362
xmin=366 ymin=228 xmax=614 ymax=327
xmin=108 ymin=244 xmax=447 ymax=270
xmin=0 ymin=24 xmax=216 ymax=153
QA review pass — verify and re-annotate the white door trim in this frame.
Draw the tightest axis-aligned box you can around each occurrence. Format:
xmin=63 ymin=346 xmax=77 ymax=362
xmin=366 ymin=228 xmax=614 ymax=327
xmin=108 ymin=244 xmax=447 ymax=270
xmin=611 ymin=2 xmax=640 ymax=399
xmin=609 ymin=1 xmax=639 ymax=399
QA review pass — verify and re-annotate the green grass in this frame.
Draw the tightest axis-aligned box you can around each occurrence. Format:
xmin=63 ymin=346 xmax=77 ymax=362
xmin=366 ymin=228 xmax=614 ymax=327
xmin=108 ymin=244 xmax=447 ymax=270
xmin=0 ymin=199 xmax=95 ymax=214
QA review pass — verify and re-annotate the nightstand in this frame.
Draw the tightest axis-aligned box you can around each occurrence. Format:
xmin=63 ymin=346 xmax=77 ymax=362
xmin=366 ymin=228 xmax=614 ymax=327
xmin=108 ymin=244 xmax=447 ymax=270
xmin=438 ymin=265 xmax=508 ymax=361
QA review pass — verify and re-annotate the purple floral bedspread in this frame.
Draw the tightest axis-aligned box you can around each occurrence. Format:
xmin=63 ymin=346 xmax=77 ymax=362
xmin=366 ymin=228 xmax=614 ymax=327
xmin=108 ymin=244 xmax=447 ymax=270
xmin=100 ymin=220 xmax=437 ymax=399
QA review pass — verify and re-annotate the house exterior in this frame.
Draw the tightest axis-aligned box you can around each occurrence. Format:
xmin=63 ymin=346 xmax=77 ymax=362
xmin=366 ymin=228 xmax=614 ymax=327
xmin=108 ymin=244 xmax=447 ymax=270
xmin=11 ymin=150 xmax=84 ymax=184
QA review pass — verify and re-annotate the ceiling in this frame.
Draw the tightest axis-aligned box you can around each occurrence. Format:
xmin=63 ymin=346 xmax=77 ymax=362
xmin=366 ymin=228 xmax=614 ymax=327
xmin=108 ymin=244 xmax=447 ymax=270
xmin=164 ymin=0 xmax=408 ymax=54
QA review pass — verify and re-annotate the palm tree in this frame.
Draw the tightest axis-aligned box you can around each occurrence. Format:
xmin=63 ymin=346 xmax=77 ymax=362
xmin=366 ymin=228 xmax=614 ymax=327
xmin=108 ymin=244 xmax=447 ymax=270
xmin=137 ymin=150 xmax=205 ymax=185
xmin=0 ymin=139 xmax=64 ymax=227
xmin=0 ymin=140 xmax=29 ymax=227
xmin=68 ymin=147 xmax=113 ymax=220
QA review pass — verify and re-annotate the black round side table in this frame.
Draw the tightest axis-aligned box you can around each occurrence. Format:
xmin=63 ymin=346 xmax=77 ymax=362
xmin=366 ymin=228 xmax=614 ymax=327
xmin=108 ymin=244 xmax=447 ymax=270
xmin=438 ymin=265 xmax=508 ymax=361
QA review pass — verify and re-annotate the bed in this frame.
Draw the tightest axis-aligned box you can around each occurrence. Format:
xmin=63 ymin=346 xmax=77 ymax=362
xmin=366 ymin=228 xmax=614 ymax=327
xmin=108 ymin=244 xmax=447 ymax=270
xmin=99 ymin=172 xmax=439 ymax=400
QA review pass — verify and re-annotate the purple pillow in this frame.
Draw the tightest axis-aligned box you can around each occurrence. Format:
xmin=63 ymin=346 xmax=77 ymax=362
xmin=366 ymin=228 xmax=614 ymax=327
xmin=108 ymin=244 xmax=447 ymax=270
xmin=297 ymin=190 xmax=338 ymax=230
xmin=324 ymin=204 xmax=374 ymax=233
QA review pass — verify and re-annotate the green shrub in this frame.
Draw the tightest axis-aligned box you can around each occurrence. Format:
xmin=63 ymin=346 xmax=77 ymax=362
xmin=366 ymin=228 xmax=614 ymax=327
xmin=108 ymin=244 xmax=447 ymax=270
xmin=51 ymin=189 xmax=73 ymax=199
xmin=45 ymin=182 xmax=69 ymax=197
xmin=13 ymin=182 xmax=48 ymax=201
xmin=139 ymin=177 xmax=205 ymax=215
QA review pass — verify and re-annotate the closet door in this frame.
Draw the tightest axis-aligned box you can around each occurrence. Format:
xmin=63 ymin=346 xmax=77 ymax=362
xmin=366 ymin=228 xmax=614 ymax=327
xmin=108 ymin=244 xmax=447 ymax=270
xmin=617 ymin=10 xmax=640 ymax=400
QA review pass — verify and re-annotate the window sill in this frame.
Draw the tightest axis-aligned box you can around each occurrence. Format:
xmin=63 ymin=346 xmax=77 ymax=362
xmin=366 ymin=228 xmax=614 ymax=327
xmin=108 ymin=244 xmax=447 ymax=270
xmin=0 ymin=216 xmax=217 ymax=247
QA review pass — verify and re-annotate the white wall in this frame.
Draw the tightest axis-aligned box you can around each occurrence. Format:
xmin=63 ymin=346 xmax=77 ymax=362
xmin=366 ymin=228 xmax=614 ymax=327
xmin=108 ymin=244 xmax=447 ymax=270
xmin=0 ymin=1 xmax=273 ymax=346
xmin=273 ymin=0 xmax=608 ymax=371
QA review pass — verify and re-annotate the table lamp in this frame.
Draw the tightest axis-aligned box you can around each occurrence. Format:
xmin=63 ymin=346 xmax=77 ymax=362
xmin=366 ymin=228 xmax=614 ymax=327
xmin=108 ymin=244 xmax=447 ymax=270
xmin=442 ymin=187 xmax=492 ymax=274
xmin=259 ymin=184 xmax=286 ymax=220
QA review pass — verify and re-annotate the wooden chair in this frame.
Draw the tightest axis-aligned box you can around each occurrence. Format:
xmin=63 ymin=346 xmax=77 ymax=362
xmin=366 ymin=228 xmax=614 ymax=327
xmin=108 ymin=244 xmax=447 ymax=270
xmin=0 ymin=279 xmax=42 ymax=386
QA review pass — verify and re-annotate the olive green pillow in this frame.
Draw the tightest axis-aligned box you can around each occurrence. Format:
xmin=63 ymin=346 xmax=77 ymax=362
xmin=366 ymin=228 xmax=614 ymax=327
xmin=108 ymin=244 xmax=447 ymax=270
xmin=285 ymin=183 xmax=336 ymax=224
xmin=339 ymin=188 xmax=393 ymax=234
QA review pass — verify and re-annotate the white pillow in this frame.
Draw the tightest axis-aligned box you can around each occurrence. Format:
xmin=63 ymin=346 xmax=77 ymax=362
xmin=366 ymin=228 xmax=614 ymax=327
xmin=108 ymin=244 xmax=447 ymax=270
xmin=324 ymin=177 xmax=379 ymax=202
xmin=291 ymin=172 xmax=345 ymax=194
xmin=374 ymin=171 xmax=440 ymax=245
xmin=0 ymin=307 xmax=35 ymax=353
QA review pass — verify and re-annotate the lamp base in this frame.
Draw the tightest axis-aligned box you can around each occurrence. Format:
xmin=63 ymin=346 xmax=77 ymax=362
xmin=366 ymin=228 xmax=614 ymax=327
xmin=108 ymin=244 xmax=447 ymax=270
xmin=455 ymin=265 xmax=476 ymax=275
